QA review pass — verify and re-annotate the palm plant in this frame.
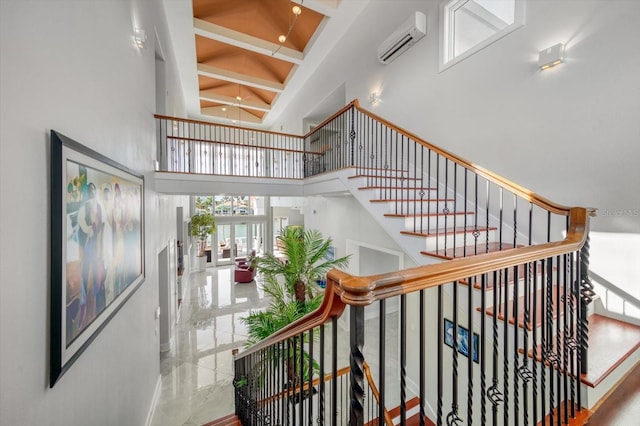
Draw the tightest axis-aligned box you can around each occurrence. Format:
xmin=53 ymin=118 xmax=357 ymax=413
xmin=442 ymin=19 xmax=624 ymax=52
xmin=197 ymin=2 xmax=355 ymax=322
xmin=254 ymin=226 xmax=350 ymax=304
xmin=240 ymin=227 xmax=350 ymax=388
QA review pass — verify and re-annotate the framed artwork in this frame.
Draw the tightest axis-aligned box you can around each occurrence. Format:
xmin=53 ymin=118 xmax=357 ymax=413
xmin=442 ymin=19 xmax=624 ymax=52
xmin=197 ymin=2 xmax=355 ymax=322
xmin=50 ymin=130 xmax=145 ymax=386
xmin=444 ymin=318 xmax=479 ymax=363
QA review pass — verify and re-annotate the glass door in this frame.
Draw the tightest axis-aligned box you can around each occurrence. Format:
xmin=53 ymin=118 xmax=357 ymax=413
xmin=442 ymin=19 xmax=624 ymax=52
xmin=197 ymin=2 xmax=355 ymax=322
xmin=234 ymin=223 xmax=248 ymax=260
xmin=215 ymin=224 xmax=233 ymax=265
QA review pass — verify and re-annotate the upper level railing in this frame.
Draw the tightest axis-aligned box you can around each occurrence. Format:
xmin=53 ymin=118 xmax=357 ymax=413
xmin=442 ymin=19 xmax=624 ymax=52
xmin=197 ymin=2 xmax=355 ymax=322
xmin=155 ymin=114 xmax=306 ymax=179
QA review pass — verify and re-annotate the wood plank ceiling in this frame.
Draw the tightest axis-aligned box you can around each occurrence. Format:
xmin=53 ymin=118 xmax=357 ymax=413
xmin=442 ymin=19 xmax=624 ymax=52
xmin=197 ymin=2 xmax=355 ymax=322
xmin=192 ymin=0 xmax=326 ymax=125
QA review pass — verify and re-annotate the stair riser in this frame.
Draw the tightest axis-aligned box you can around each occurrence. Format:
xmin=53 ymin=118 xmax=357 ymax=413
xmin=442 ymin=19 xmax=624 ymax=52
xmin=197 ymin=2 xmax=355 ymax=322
xmin=425 ymin=230 xmax=497 ymax=252
xmin=403 ymin=214 xmax=475 ymax=231
xmin=382 ymin=200 xmax=453 ymax=214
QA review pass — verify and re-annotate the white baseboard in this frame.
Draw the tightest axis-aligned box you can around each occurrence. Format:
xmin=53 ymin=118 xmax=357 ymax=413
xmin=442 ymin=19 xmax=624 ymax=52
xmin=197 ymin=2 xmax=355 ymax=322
xmin=146 ymin=375 xmax=162 ymax=426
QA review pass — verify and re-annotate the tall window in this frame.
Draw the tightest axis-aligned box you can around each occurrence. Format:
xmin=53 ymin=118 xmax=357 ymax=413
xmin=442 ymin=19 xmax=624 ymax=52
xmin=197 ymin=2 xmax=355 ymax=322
xmin=440 ymin=0 xmax=524 ymax=71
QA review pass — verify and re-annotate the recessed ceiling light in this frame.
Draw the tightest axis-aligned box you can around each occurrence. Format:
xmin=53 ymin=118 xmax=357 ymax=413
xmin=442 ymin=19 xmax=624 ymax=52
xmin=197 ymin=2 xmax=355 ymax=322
xmin=236 ymin=95 xmax=242 ymax=101
xmin=221 ymin=107 xmax=227 ymax=111
xmin=292 ymin=5 xmax=302 ymax=16
xmin=278 ymin=34 xmax=286 ymax=43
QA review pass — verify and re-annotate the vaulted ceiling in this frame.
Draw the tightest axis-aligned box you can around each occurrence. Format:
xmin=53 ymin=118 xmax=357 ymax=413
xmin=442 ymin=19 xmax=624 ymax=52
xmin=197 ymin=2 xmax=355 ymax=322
xmin=164 ymin=0 xmax=369 ymax=128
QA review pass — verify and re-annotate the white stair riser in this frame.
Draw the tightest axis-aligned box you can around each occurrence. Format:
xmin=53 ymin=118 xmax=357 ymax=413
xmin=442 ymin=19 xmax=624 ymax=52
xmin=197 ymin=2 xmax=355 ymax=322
xmin=403 ymin=214 xmax=474 ymax=231
xmin=383 ymin=200 xmax=454 ymax=214
xmin=425 ymin=230 xmax=497 ymax=251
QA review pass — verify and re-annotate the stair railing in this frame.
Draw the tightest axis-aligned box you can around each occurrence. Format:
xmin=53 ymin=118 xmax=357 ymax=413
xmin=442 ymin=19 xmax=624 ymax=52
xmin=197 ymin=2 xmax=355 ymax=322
xmin=234 ymin=208 xmax=593 ymax=425
xmin=154 ymin=114 xmax=306 ymax=179
xmin=303 ymin=101 xmax=579 ymax=260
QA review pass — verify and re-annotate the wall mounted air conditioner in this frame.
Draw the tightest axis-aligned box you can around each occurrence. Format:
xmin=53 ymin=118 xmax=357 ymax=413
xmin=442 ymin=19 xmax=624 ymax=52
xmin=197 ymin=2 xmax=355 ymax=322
xmin=377 ymin=11 xmax=427 ymax=64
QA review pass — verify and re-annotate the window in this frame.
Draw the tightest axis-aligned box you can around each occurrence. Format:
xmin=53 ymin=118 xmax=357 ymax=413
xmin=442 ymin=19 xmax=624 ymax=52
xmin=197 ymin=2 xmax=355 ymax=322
xmin=440 ymin=0 xmax=525 ymax=71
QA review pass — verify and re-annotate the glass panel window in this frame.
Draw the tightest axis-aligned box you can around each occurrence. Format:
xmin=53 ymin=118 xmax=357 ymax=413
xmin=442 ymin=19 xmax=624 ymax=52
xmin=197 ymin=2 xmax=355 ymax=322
xmin=440 ymin=0 xmax=524 ymax=71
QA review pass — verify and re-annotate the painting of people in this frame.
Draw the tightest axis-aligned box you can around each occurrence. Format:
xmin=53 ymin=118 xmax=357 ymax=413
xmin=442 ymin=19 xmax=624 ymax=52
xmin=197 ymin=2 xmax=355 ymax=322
xmin=50 ymin=130 xmax=144 ymax=386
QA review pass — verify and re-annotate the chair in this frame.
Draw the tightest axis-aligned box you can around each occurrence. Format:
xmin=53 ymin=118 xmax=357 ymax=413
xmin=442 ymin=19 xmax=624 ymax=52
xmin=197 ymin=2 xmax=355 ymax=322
xmin=234 ymin=250 xmax=257 ymax=283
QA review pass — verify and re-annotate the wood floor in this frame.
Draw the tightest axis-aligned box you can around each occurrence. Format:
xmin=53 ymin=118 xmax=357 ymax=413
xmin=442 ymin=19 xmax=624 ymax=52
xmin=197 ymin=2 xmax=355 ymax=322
xmin=585 ymin=360 xmax=640 ymax=426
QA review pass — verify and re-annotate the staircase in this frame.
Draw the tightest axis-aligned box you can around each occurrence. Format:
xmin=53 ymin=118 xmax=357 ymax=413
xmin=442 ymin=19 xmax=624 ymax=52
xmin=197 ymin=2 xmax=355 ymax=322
xmin=155 ymin=102 xmax=640 ymax=425
xmin=346 ymin=166 xmax=640 ymax=418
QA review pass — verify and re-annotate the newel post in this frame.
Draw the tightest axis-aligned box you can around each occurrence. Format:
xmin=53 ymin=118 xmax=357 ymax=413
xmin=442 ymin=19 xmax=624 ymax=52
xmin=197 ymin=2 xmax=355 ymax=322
xmin=349 ymin=305 xmax=365 ymax=426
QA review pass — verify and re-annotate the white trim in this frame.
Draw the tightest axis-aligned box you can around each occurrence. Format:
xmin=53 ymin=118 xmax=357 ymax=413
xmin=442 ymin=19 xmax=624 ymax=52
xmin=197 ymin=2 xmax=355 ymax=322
xmin=439 ymin=0 xmax=526 ymax=72
xmin=145 ymin=375 xmax=163 ymax=426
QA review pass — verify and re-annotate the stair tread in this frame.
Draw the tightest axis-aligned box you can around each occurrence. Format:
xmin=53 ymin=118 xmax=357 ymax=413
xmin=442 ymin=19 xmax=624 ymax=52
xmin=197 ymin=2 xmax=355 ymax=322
xmin=401 ymin=226 xmax=496 ymax=238
xmin=422 ymin=242 xmax=520 ymax=260
xmin=522 ymin=314 xmax=640 ymax=388
xmin=480 ymin=286 xmax=566 ymax=330
xmin=460 ymin=263 xmax=546 ymax=290
xmin=202 ymin=413 xmax=241 ymax=426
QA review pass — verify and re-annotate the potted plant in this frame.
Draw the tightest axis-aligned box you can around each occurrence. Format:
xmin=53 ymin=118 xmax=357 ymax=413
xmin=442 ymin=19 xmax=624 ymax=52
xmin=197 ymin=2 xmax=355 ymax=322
xmin=190 ymin=212 xmax=216 ymax=271
xmin=241 ymin=227 xmax=350 ymax=393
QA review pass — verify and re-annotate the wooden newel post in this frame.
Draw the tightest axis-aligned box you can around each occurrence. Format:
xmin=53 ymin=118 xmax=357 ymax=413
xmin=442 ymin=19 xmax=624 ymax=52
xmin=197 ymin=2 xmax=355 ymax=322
xmin=349 ymin=305 xmax=365 ymax=426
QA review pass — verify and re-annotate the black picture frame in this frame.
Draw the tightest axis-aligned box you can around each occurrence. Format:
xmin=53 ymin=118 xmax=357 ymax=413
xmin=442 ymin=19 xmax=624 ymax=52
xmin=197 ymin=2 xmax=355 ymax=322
xmin=444 ymin=318 xmax=479 ymax=363
xmin=50 ymin=130 xmax=145 ymax=386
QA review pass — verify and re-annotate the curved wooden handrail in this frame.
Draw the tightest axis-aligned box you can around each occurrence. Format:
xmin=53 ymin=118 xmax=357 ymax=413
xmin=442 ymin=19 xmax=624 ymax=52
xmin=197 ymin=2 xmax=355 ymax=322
xmin=236 ymin=277 xmax=347 ymax=359
xmin=350 ymin=99 xmax=582 ymax=217
xmin=236 ymin=207 xmax=591 ymax=359
xmin=334 ymin=207 xmax=590 ymax=306
xmin=363 ymin=361 xmax=394 ymax=426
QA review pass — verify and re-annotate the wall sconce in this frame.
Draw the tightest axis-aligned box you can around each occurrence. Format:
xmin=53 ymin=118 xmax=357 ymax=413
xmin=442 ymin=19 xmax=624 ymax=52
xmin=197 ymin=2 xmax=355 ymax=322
xmin=134 ymin=28 xmax=146 ymax=49
xmin=368 ymin=92 xmax=381 ymax=106
xmin=538 ymin=43 xmax=564 ymax=70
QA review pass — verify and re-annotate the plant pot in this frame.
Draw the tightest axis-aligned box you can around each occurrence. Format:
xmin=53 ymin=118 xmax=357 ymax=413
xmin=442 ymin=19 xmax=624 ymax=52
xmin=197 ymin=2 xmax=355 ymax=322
xmin=196 ymin=255 xmax=207 ymax=272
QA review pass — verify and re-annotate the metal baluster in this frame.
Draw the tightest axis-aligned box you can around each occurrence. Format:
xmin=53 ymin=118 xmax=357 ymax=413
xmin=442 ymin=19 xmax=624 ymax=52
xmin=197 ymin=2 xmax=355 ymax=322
xmin=401 ymin=294 xmax=407 ymax=424
xmin=332 ymin=316 xmax=338 ymax=426
xmin=502 ymin=268 xmax=509 ymax=426
xmin=349 ymin=305 xmax=365 ymax=426
xmin=467 ymin=274 xmax=474 ymax=425
xmin=447 ymin=281 xmax=461 ymax=426
xmin=437 ymin=285 xmax=443 ymax=426
xmin=420 ymin=291 xmax=426 ymax=426
xmin=319 ymin=325 xmax=325 ymax=426
xmin=379 ymin=300 xmax=386 ymax=425
xmin=488 ymin=270 xmax=502 ymax=426
xmin=480 ymin=274 xmax=487 ymax=426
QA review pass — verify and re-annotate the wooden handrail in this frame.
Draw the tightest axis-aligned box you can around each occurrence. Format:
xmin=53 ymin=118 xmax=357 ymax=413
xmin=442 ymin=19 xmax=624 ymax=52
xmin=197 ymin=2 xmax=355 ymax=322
xmin=363 ymin=361 xmax=394 ymax=426
xmin=333 ymin=207 xmax=590 ymax=306
xmin=236 ymin=207 xmax=591 ymax=360
xmin=350 ymin=99 xmax=585 ymax=217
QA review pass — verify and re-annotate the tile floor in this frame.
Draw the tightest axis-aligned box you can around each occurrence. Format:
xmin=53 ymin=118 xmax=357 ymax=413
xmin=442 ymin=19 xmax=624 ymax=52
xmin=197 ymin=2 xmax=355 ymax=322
xmin=149 ymin=266 xmax=402 ymax=426
xmin=150 ymin=265 xmax=271 ymax=426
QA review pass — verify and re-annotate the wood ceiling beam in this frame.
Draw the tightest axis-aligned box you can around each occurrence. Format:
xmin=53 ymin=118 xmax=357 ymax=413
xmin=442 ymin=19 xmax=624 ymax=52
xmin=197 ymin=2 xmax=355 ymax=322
xmin=194 ymin=18 xmax=304 ymax=64
xmin=199 ymin=90 xmax=271 ymax=112
xmin=201 ymin=105 xmax=263 ymax=124
xmin=197 ymin=63 xmax=285 ymax=93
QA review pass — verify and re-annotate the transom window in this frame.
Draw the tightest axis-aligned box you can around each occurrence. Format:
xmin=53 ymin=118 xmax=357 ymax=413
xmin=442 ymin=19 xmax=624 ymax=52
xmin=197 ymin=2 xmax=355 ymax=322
xmin=440 ymin=0 xmax=525 ymax=71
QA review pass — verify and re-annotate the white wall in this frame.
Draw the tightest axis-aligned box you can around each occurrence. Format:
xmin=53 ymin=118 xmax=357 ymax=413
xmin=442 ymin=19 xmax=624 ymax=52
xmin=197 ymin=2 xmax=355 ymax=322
xmin=303 ymin=195 xmax=417 ymax=273
xmin=276 ymin=0 xmax=640 ymax=234
xmin=0 ymin=1 xmax=186 ymax=425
